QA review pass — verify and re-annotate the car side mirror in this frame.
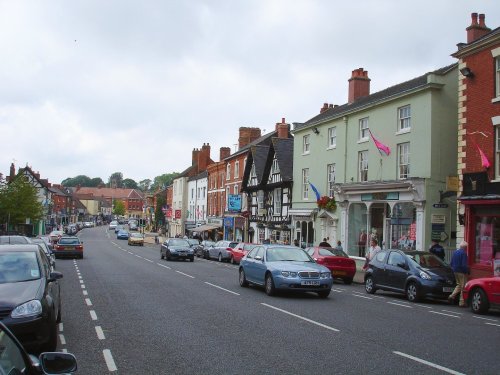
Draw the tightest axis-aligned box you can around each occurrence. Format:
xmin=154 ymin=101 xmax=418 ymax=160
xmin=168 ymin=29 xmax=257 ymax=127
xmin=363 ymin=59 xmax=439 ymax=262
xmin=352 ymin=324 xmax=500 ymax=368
xmin=40 ymin=352 xmax=78 ymax=374
xmin=254 ymin=256 xmax=263 ymax=261
xmin=48 ymin=271 xmax=63 ymax=282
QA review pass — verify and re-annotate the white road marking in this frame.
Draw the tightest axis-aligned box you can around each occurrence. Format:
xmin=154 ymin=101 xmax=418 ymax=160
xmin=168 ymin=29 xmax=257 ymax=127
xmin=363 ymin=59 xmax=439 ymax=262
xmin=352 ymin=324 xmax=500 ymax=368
xmin=352 ymin=290 xmax=385 ymax=299
xmin=135 ymin=255 xmax=143 ymax=259
xmin=331 ymin=289 xmax=343 ymax=293
xmin=485 ymin=322 xmax=500 ymax=327
xmin=472 ymin=316 xmax=498 ymax=322
xmin=261 ymin=303 xmax=339 ymax=332
xmin=128 ymin=252 xmax=133 ymax=254
xmin=78 ymin=276 xmax=82 ymax=279
xmin=413 ymin=304 xmax=433 ymax=309
xmin=85 ymin=298 xmax=92 ymax=306
xmin=387 ymin=302 xmax=412 ymax=308
xmin=81 ymin=284 xmax=85 ymax=289
xmin=157 ymin=263 xmax=171 ymax=269
xmin=79 ymin=280 xmax=84 ymax=284
xmin=176 ymin=270 xmax=195 ymax=278
xmin=352 ymin=294 xmax=373 ymax=300
xmin=95 ymin=326 xmax=105 ymax=340
xmin=83 ymin=290 xmax=88 ymax=296
xmin=59 ymin=334 xmax=66 ymax=345
xmin=393 ymin=351 xmax=466 ymax=375
xmin=103 ymin=349 xmax=117 ymax=372
xmin=204 ymin=282 xmax=240 ymax=295
xmin=429 ymin=311 xmax=460 ymax=318
xmin=62 ymin=348 xmax=68 ymax=353
xmin=441 ymin=309 xmax=463 ymax=315
xmin=58 ymin=323 xmax=63 ymax=332
xmin=391 ymin=299 xmax=410 ymax=305
xmin=144 ymin=258 xmax=153 ymax=263
xmin=90 ymin=310 xmax=98 ymax=320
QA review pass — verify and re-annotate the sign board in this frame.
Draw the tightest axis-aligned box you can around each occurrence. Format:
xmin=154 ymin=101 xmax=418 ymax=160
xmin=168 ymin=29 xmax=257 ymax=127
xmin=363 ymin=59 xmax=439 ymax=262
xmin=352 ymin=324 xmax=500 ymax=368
xmin=431 ymin=214 xmax=446 ymax=224
xmin=228 ymin=194 xmax=242 ymax=212
xmin=175 ymin=210 xmax=181 ymax=219
xmin=433 ymin=203 xmax=448 ymax=209
xmin=447 ymin=176 xmax=459 ymax=192
xmin=224 ymin=217 xmax=234 ymax=227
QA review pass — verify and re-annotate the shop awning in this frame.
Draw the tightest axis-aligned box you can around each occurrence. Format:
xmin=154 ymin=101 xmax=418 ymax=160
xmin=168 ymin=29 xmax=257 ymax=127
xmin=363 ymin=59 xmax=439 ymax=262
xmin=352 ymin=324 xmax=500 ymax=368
xmin=190 ymin=224 xmax=220 ymax=232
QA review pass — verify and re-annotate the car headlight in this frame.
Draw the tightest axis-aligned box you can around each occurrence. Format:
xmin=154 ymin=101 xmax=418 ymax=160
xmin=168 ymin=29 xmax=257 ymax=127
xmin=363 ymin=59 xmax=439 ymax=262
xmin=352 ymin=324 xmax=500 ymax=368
xmin=280 ymin=271 xmax=298 ymax=278
xmin=419 ymin=271 xmax=431 ymax=280
xmin=320 ymin=272 xmax=331 ymax=279
xmin=11 ymin=300 xmax=42 ymax=318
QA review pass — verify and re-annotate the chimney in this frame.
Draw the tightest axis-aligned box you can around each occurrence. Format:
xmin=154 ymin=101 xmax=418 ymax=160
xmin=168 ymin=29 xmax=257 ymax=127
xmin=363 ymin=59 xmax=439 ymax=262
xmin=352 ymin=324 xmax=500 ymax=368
xmin=348 ymin=68 xmax=370 ymax=104
xmin=466 ymin=13 xmax=491 ymax=43
xmin=238 ymin=127 xmax=262 ymax=149
xmin=197 ymin=143 xmax=211 ymax=172
xmin=275 ymin=118 xmax=290 ymax=139
xmin=192 ymin=148 xmax=200 ymax=167
xmin=9 ymin=163 xmax=15 ymax=179
xmin=220 ymin=147 xmax=231 ymax=161
xmin=320 ymin=103 xmax=329 ymax=114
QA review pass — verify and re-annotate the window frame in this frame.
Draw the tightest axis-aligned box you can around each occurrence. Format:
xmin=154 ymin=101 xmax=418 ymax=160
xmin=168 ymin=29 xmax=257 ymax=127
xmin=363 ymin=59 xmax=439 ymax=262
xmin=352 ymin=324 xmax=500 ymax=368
xmin=358 ymin=151 xmax=368 ymax=182
xmin=496 ymin=126 xmax=500 ymax=180
xmin=303 ymin=135 xmax=310 ymax=154
xmin=328 ymin=126 xmax=337 ymax=148
xmin=398 ymin=142 xmax=410 ymax=180
xmin=496 ymin=57 xmax=500 ymax=98
xmin=327 ymin=163 xmax=336 ymax=197
xmin=302 ymin=168 xmax=309 ymax=200
xmin=234 ymin=161 xmax=240 ymax=179
xmin=359 ymin=118 xmax=369 ymax=141
xmin=398 ymin=105 xmax=411 ymax=131
xmin=274 ymin=188 xmax=282 ymax=216
xmin=226 ymin=164 xmax=231 ymax=180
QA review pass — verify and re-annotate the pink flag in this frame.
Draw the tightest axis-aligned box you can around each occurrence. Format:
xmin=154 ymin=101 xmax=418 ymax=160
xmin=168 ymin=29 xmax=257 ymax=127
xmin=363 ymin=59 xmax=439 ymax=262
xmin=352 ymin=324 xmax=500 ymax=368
xmin=475 ymin=143 xmax=491 ymax=169
xmin=368 ymin=129 xmax=391 ymax=156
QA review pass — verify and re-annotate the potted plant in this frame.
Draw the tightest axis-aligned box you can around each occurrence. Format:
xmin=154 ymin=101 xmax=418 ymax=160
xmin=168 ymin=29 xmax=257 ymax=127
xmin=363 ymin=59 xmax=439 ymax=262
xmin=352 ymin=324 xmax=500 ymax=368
xmin=317 ymin=196 xmax=337 ymax=212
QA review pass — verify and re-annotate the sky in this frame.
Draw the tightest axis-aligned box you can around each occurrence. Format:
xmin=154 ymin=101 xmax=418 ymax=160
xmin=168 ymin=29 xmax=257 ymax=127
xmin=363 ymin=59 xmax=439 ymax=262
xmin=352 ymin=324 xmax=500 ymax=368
xmin=1 ymin=0 xmax=499 ymax=185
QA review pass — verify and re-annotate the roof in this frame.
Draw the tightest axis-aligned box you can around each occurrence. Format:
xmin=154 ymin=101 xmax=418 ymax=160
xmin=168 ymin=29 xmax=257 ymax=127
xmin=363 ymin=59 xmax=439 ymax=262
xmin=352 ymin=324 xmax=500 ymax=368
xmin=250 ymin=145 xmax=270 ymax=184
xmin=295 ymin=64 xmax=457 ymax=130
xmin=70 ymin=187 xmax=144 ymax=200
xmin=452 ymin=26 xmax=500 ymax=57
xmin=188 ymin=170 xmax=208 ymax=182
xmin=225 ymin=130 xmax=279 ymax=160
xmin=271 ymin=138 xmax=294 ymax=182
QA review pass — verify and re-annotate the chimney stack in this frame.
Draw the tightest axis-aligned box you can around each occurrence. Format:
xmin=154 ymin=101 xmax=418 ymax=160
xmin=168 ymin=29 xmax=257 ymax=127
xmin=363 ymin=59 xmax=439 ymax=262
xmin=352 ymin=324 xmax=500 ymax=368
xmin=275 ymin=117 xmax=290 ymax=139
xmin=348 ymin=68 xmax=370 ymax=104
xmin=320 ymin=103 xmax=329 ymax=114
xmin=238 ymin=127 xmax=261 ymax=149
xmin=192 ymin=148 xmax=200 ymax=167
xmin=467 ymin=13 xmax=491 ymax=43
xmin=220 ymin=147 xmax=231 ymax=161
xmin=197 ymin=143 xmax=211 ymax=172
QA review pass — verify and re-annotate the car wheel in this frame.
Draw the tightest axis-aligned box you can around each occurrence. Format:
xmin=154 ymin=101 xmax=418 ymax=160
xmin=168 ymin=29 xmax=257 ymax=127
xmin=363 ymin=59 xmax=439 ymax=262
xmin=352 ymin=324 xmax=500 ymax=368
xmin=470 ymin=287 xmax=489 ymax=314
xmin=265 ymin=274 xmax=275 ymax=296
xmin=406 ymin=282 xmax=421 ymax=302
xmin=218 ymin=253 xmax=222 ymax=262
xmin=166 ymin=251 xmax=171 ymax=261
xmin=365 ymin=276 xmax=376 ymax=294
xmin=343 ymin=278 xmax=353 ymax=285
xmin=190 ymin=257 xmax=194 ymax=262
xmin=317 ymin=290 xmax=331 ymax=299
xmin=161 ymin=251 xmax=164 ymax=260
xmin=239 ymin=268 xmax=248 ymax=287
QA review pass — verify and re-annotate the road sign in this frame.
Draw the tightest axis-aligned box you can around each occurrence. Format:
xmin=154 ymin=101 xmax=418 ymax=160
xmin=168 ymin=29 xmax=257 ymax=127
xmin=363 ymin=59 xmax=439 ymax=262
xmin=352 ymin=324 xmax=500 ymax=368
xmin=433 ymin=203 xmax=448 ymax=208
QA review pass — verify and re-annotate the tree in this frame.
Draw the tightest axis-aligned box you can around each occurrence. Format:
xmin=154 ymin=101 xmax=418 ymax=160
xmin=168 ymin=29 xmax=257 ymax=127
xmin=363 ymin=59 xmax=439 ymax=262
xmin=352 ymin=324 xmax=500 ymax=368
xmin=154 ymin=194 xmax=166 ymax=230
xmin=139 ymin=179 xmax=152 ymax=192
xmin=61 ymin=175 xmax=92 ymax=187
xmin=151 ymin=173 xmax=179 ymax=191
xmin=108 ymin=172 xmax=123 ymax=188
xmin=0 ymin=176 xmax=44 ymax=226
xmin=122 ymin=178 xmax=138 ymax=189
xmin=89 ymin=177 xmax=105 ymax=187
xmin=113 ymin=200 xmax=125 ymax=216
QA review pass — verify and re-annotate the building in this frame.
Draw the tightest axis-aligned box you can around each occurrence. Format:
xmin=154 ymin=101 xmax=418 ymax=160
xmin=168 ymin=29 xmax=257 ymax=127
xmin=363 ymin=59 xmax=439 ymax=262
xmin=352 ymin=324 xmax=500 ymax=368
xmin=452 ymin=13 xmax=500 ymax=278
xmin=186 ymin=171 xmax=208 ymax=233
xmin=291 ymin=64 xmax=458 ymax=256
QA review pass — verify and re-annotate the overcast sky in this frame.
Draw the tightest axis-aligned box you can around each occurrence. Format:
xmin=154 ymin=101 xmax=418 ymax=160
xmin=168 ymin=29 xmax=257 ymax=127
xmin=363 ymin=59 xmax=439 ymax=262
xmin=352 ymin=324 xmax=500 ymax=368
xmin=1 ymin=1 xmax=499 ymax=185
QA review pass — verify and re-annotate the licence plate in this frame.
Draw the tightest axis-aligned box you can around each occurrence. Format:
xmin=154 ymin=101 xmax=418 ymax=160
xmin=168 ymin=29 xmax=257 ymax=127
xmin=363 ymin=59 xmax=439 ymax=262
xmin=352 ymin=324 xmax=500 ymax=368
xmin=301 ymin=280 xmax=320 ymax=286
xmin=334 ymin=271 xmax=346 ymax=276
xmin=443 ymin=287 xmax=454 ymax=292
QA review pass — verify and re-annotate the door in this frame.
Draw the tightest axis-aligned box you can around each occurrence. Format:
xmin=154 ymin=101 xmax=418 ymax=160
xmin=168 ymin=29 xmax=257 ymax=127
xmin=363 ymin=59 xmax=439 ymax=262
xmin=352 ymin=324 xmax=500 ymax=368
xmin=385 ymin=251 xmax=409 ymax=292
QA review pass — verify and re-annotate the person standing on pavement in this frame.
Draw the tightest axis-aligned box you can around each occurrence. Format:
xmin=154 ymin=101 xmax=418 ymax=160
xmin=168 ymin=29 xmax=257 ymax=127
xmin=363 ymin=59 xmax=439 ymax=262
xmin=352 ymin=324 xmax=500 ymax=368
xmin=429 ymin=240 xmax=445 ymax=261
xmin=335 ymin=240 xmax=343 ymax=252
xmin=448 ymin=241 xmax=469 ymax=306
xmin=363 ymin=239 xmax=381 ymax=270
xmin=319 ymin=238 xmax=331 ymax=247
xmin=358 ymin=229 xmax=367 ymax=257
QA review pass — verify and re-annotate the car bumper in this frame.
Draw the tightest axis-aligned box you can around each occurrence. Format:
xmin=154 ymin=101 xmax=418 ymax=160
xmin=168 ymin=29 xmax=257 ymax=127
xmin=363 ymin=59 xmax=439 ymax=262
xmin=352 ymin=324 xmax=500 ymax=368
xmin=170 ymin=253 xmax=194 ymax=260
xmin=3 ymin=314 xmax=52 ymax=351
xmin=274 ymin=276 xmax=333 ymax=292
xmin=128 ymin=240 xmax=144 ymax=245
xmin=324 ymin=266 xmax=356 ymax=279
xmin=54 ymin=250 xmax=83 ymax=258
xmin=418 ymin=279 xmax=456 ymax=299
xmin=117 ymin=236 xmax=129 ymax=240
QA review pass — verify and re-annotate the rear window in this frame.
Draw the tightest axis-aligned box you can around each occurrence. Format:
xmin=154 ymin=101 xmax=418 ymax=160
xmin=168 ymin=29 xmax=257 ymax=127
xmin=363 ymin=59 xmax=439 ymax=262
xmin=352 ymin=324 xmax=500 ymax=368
xmin=229 ymin=242 xmax=238 ymax=248
xmin=58 ymin=238 xmax=81 ymax=245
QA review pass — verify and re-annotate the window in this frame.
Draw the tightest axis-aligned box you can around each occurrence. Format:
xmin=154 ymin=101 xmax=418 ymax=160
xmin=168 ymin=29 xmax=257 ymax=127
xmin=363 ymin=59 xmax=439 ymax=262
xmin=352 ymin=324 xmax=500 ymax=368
xmin=359 ymin=118 xmax=369 ymax=140
xmin=250 ymin=163 xmax=257 ymax=185
xmin=398 ymin=143 xmax=410 ymax=179
xmin=359 ymin=151 xmax=368 ymax=182
xmin=235 ymin=161 xmax=239 ymax=179
xmin=387 ymin=252 xmax=405 ymax=267
xmin=303 ymin=135 xmax=310 ymax=154
xmin=398 ymin=105 xmax=411 ymax=131
xmin=472 ymin=211 xmax=500 ymax=266
xmin=257 ymin=190 xmax=264 ymax=210
xmin=274 ymin=188 xmax=282 ymax=216
xmin=302 ymin=168 xmax=309 ymax=199
xmin=226 ymin=164 xmax=231 ymax=180
xmin=226 ymin=187 xmax=230 ymax=210
xmin=496 ymin=126 xmax=500 ymax=179
xmin=328 ymin=127 xmax=337 ymax=148
xmin=327 ymin=164 xmax=336 ymax=197
xmin=271 ymin=156 xmax=279 ymax=174
xmin=496 ymin=57 xmax=500 ymax=98
xmin=234 ymin=185 xmax=239 ymax=194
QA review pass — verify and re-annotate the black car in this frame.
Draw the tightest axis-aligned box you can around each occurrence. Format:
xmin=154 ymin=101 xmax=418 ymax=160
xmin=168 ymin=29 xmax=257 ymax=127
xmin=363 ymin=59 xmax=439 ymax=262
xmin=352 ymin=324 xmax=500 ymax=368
xmin=31 ymin=239 xmax=56 ymax=270
xmin=160 ymin=238 xmax=195 ymax=262
xmin=364 ymin=250 xmax=456 ymax=302
xmin=0 ymin=244 xmax=63 ymax=353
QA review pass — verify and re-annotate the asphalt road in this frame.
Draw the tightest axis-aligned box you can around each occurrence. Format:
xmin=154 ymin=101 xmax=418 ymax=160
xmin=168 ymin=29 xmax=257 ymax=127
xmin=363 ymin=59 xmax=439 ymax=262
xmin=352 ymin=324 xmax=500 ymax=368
xmin=54 ymin=227 xmax=500 ymax=375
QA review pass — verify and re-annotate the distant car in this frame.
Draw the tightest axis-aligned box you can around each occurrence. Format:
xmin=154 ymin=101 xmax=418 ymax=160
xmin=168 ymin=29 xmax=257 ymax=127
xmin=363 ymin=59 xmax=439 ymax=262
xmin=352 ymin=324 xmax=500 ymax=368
xmin=207 ymin=241 xmax=239 ymax=262
xmin=128 ymin=232 xmax=144 ymax=246
xmin=66 ymin=224 xmax=78 ymax=235
xmin=463 ymin=277 xmax=500 ymax=314
xmin=114 ymin=225 xmax=124 ymax=234
xmin=129 ymin=222 xmax=138 ymax=231
xmin=48 ymin=230 xmax=64 ymax=244
xmin=230 ymin=242 xmax=257 ymax=264
xmin=239 ymin=245 xmax=333 ymax=298
xmin=31 ymin=238 xmax=56 ymax=270
xmin=194 ymin=240 xmax=215 ymax=258
xmin=0 ymin=244 xmax=63 ymax=353
xmin=305 ymin=246 xmax=356 ymax=284
xmin=109 ymin=221 xmax=118 ymax=230
xmin=0 ymin=235 xmax=32 ymax=245
xmin=117 ymin=229 xmax=129 ymax=240
xmin=0 ymin=321 xmax=77 ymax=374
xmin=53 ymin=236 xmax=84 ymax=259
xmin=364 ymin=250 xmax=456 ymax=302
xmin=160 ymin=238 xmax=195 ymax=262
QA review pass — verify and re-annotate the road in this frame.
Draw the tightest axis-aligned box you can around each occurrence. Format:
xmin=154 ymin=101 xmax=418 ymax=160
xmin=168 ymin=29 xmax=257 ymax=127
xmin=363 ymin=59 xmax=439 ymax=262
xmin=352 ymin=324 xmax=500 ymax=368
xmin=54 ymin=227 xmax=500 ymax=374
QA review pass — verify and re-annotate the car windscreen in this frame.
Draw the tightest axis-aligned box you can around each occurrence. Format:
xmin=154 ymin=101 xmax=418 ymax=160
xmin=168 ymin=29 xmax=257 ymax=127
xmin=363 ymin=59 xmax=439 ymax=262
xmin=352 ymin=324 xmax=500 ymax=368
xmin=188 ymin=240 xmax=199 ymax=245
xmin=130 ymin=233 xmax=143 ymax=238
xmin=0 ymin=237 xmax=30 ymax=244
xmin=58 ymin=238 xmax=81 ymax=245
xmin=0 ymin=252 xmax=41 ymax=283
xmin=408 ymin=253 xmax=447 ymax=268
xmin=266 ymin=247 xmax=313 ymax=262
xmin=169 ymin=239 xmax=190 ymax=247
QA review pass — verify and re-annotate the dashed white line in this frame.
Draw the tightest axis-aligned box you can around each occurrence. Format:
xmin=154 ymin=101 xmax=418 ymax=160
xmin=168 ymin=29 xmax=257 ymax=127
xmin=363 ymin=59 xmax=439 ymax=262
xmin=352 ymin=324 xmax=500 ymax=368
xmin=331 ymin=289 xmax=343 ymax=293
xmin=58 ymin=323 xmax=63 ymax=332
xmin=157 ymin=263 xmax=171 ymax=269
xmin=352 ymin=291 xmax=385 ymax=299
xmin=472 ymin=316 xmax=498 ymax=322
xmin=78 ymin=276 xmax=82 ymax=279
xmin=393 ymin=351 xmax=466 ymax=375
xmin=441 ymin=309 xmax=463 ymax=315
xmin=261 ymin=303 xmax=339 ymax=332
xmin=59 ymin=334 xmax=66 ymax=345
xmin=387 ymin=302 xmax=412 ymax=308
xmin=144 ymin=258 xmax=153 ymax=263
xmin=176 ymin=270 xmax=195 ymax=278
xmin=79 ymin=280 xmax=84 ymax=284
xmin=352 ymin=294 xmax=373 ymax=300
xmin=128 ymin=252 xmax=133 ymax=254
xmin=485 ymin=322 xmax=500 ymax=327
xmin=135 ymin=255 xmax=143 ymax=259
xmin=83 ymin=290 xmax=88 ymax=296
xmin=429 ymin=311 xmax=460 ymax=318
xmin=85 ymin=298 xmax=93 ymax=306
xmin=90 ymin=310 xmax=98 ymax=320
xmin=81 ymin=284 xmax=85 ymax=289
xmin=103 ymin=349 xmax=117 ymax=372
xmin=95 ymin=326 xmax=106 ymax=340
xmin=204 ymin=282 xmax=240 ymax=295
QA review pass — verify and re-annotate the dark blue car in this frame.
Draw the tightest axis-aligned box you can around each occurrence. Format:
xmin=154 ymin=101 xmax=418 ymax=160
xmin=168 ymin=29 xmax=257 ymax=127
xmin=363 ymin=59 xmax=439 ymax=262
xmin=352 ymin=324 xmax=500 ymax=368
xmin=239 ymin=245 xmax=333 ymax=298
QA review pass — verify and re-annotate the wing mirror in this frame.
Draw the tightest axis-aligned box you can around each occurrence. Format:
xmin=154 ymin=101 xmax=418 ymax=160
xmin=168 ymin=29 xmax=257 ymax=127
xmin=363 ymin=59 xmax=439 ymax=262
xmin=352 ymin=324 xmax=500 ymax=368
xmin=48 ymin=271 xmax=63 ymax=282
xmin=254 ymin=256 xmax=263 ymax=261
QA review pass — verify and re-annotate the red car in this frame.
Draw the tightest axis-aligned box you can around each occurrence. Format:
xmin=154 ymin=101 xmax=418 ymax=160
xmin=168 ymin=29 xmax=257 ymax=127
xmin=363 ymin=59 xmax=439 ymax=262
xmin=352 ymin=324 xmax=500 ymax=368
xmin=229 ymin=243 xmax=258 ymax=264
xmin=306 ymin=247 xmax=356 ymax=284
xmin=462 ymin=277 xmax=500 ymax=314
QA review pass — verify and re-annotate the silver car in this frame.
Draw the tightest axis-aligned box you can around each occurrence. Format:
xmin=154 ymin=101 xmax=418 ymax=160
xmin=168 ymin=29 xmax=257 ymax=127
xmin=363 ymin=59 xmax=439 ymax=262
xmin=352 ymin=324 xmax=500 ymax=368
xmin=207 ymin=241 xmax=238 ymax=262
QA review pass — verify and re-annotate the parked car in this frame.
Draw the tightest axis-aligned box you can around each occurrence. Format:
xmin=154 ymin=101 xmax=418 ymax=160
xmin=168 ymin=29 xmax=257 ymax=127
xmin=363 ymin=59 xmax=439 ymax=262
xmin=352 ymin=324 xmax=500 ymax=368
xmin=116 ymin=229 xmax=129 ymax=240
xmin=239 ymin=245 xmax=333 ymax=298
xmin=207 ymin=241 xmax=239 ymax=262
xmin=194 ymin=240 xmax=215 ymax=258
xmin=0 ymin=321 xmax=77 ymax=374
xmin=0 ymin=244 xmax=63 ymax=353
xmin=108 ymin=220 xmax=118 ymax=230
xmin=160 ymin=238 xmax=195 ymax=262
xmin=129 ymin=222 xmax=138 ymax=231
xmin=66 ymin=224 xmax=78 ymax=235
xmin=462 ymin=276 xmax=500 ymax=314
xmin=230 ymin=242 xmax=258 ymax=264
xmin=114 ymin=225 xmax=124 ymax=234
xmin=305 ymin=246 xmax=356 ymax=284
xmin=364 ymin=250 xmax=456 ymax=302
xmin=31 ymin=239 xmax=56 ymax=270
xmin=48 ymin=230 xmax=64 ymax=244
xmin=53 ymin=236 xmax=84 ymax=259
xmin=128 ymin=232 xmax=144 ymax=246
xmin=0 ymin=235 xmax=32 ymax=245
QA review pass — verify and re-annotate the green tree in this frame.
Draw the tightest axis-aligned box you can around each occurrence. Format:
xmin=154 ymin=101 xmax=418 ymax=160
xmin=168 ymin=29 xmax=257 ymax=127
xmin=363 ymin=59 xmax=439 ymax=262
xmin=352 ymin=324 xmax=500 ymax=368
xmin=122 ymin=178 xmax=138 ymax=189
xmin=154 ymin=194 xmax=166 ymax=229
xmin=151 ymin=173 xmax=179 ymax=191
xmin=0 ymin=176 xmax=44 ymax=226
xmin=139 ymin=179 xmax=152 ymax=192
xmin=113 ymin=200 xmax=126 ymax=216
xmin=89 ymin=177 xmax=105 ymax=187
xmin=61 ymin=175 xmax=92 ymax=187
xmin=108 ymin=172 xmax=123 ymax=188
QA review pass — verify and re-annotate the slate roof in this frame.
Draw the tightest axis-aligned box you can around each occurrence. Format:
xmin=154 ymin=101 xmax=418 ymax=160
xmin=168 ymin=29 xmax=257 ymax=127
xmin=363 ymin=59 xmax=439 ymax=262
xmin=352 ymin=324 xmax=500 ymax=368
xmin=225 ymin=130 xmax=279 ymax=160
xmin=71 ymin=187 xmax=144 ymax=200
xmin=188 ymin=170 xmax=208 ymax=182
xmin=271 ymin=138 xmax=294 ymax=182
xmin=294 ymin=64 xmax=457 ymax=131
xmin=250 ymin=145 xmax=270 ymax=184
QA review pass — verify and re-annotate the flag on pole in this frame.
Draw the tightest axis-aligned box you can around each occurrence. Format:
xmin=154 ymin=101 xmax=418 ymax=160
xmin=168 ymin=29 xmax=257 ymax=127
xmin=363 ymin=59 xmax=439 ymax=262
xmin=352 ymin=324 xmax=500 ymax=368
xmin=474 ymin=142 xmax=491 ymax=169
xmin=308 ymin=182 xmax=321 ymax=201
xmin=368 ymin=129 xmax=391 ymax=156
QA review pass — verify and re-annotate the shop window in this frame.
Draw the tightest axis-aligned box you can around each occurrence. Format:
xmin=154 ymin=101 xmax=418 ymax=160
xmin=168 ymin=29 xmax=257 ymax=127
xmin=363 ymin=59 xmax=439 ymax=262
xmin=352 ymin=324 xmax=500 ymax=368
xmin=258 ymin=228 xmax=265 ymax=244
xmin=348 ymin=203 xmax=368 ymax=257
xmin=473 ymin=215 xmax=500 ymax=266
xmin=390 ymin=203 xmax=416 ymax=250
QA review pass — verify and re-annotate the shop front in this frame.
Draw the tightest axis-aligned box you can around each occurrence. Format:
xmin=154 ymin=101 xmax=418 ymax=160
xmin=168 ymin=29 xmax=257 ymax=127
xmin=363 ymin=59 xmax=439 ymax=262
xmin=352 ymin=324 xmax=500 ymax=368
xmin=289 ymin=208 xmax=316 ymax=248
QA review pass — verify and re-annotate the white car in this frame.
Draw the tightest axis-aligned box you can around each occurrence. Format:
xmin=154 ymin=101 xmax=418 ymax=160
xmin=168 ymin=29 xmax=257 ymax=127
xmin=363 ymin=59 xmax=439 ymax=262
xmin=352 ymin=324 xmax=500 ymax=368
xmin=108 ymin=220 xmax=118 ymax=230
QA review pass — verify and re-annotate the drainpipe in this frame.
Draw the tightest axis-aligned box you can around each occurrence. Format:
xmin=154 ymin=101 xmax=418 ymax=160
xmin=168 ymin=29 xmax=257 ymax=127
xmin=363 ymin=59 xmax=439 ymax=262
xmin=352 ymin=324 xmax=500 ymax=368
xmin=343 ymin=116 xmax=348 ymax=183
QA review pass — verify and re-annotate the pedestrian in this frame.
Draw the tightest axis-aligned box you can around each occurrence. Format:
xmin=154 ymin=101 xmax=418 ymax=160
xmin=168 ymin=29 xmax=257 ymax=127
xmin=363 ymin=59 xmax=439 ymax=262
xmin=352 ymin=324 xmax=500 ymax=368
xmin=429 ymin=239 xmax=445 ymax=261
xmin=363 ymin=239 xmax=381 ymax=270
xmin=319 ymin=238 xmax=331 ymax=247
xmin=263 ymin=238 xmax=270 ymax=244
xmin=293 ymin=239 xmax=299 ymax=247
xmin=448 ymin=241 xmax=469 ymax=307
xmin=358 ymin=229 xmax=367 ymax=257
xmin=335 ymin=240 xmax=343 ymax=252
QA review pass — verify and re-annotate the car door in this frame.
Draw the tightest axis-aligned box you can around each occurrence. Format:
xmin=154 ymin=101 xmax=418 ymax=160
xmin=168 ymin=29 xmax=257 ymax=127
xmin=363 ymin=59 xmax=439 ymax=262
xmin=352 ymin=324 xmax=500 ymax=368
xmin=385 ymin=251 xmax=409 ymax=292
xmin=245 ymin=247 xmax=266 ymax=285
xmin=490 ymin=278 xmax=500 ymax=304
xmin=243 ymin=247 xmax=258 ymax=283
xmin=39 ymin=249 xmax=59 ymax=319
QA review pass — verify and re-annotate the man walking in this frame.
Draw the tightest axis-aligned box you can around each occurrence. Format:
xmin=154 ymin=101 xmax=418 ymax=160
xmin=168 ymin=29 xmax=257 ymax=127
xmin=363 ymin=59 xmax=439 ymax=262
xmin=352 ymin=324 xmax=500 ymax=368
xmin=448 ymin=241 xmax=469 ymax=307
xmin=429 ymin=240 xmax=445 ymax=261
